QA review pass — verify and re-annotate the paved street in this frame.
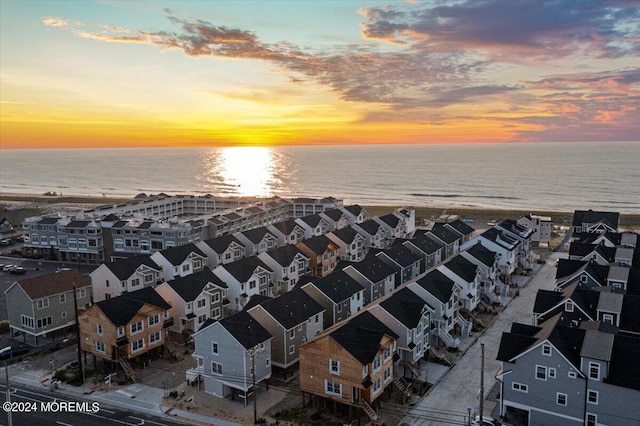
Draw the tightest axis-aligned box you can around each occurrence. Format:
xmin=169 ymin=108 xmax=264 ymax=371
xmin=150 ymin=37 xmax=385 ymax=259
xmin=398 ymin=252 xmax=562 ymax=426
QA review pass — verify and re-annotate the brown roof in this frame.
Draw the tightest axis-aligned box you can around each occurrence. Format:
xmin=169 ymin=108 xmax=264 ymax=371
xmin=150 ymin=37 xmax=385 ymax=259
xmin=15 ymin=269 xmax=91 ymax=300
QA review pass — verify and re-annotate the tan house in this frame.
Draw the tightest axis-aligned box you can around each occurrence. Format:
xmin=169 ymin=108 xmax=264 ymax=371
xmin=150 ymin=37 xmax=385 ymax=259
xmin=296 ymin=234 xmax=339 ymax=277
xmin=300 ymin=311 xmax=398 ymax=424
xmin=79 ymin=287 xmax=172 ymax=378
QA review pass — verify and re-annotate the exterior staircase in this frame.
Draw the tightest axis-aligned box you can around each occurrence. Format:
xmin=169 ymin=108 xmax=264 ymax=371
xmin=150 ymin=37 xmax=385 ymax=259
xmin=166 ymin=338 xmax=185 ymax=361
xmin=456 ymin=312 xmax=473 ymax=337
xmin=360 ymin=400 xmax=379 ymax=425
xmin=430 ymin=347 xmax=455 ymax=366
xmin=393 ymin=377 xmax=412 ymax=404
xmin=482 ymin=285 xmax=502 ymax=304
xmin=495 ymin=278 xmax=509 ymax=297
xmin=406 ymin=361 xmax=422 ymax=379
xmin=119 ymin=358 xmax=140 ymax=383
xmin=436 ymin=325 xmax=460 ymax=349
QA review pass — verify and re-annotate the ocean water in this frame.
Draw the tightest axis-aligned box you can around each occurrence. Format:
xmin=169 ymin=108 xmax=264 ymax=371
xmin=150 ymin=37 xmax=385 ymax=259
xmin=0 ymin=142 xmax=639 ymax=213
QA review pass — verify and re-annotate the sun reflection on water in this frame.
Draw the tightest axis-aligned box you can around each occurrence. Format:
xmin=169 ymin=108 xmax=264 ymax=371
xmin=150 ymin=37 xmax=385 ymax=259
xmin=201 ymin=146 xmax=277 ymax=197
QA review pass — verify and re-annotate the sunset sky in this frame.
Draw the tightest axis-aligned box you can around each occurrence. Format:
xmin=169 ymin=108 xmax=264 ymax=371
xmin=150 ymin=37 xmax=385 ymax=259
xmin=1 ymin=0 xmax=638 ymax=149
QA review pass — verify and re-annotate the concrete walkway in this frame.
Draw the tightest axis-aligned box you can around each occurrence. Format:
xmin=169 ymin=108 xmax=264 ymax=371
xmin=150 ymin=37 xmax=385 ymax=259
xmin=398 ymin=253 xmax=562 ymax=426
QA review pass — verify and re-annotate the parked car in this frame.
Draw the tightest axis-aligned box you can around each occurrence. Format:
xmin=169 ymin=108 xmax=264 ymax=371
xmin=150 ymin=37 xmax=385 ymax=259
xmin=472 ymin=416 xmax=497 ymax=426
xmin=0 ymin=345 xmax=30 ymax=360
xmin=2 ymin=264 xmax=16 ymax=272
xmin=10 ymin=266 xmax=26 ymax=275
xmin=0 ymin=239 xmax=11 ymax=246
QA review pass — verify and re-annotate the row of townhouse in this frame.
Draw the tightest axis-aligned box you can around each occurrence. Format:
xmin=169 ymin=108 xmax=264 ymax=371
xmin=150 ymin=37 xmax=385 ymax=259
xmin=19 ymin=196 xmax=343 ymax=263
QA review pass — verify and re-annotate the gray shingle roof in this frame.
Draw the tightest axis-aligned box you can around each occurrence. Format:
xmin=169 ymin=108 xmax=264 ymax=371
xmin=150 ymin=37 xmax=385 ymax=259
xmin=255 ymin=289 xmax=324 ymax=329
xmin=95 ymin=287 xmax=171 ymax=326
xmin=167 ymin=269 xmax=227 ymax=302
xmin=203 ymin=235 xmax=245 ymax=255
xmin=220 ymin=256 xmax=273 ymax=283
xmin=308 ymin=270 xmax=363 ymax=303
xmin=330 ymin=311 xmax=398 ymax=365
xmin=105 ymin=254 xmax=162 ymax=280
xmin=158 ymin=243 xmax=207 ymax=265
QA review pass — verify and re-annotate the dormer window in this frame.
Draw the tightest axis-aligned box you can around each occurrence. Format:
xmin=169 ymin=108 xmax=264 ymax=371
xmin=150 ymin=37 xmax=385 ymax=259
xmin=566 ymin=300 xmax=574 ymax=312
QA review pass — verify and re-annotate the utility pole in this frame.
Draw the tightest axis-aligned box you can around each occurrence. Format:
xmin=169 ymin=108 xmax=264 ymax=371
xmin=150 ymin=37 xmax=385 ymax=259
xmin=252 ymin=352 xmax=257 ymax=425
xmin=73 ymin=284 xmax=84 ymax=384
xmin=479 ymin=343 xmax=485 ymax=423
xmin=5 ymin=360 xmax=12 ymax=426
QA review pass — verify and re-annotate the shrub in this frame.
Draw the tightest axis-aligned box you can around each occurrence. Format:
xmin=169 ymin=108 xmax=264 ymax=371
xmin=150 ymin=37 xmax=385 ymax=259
xmin=0 ymin=320 xmax=10 ymax=334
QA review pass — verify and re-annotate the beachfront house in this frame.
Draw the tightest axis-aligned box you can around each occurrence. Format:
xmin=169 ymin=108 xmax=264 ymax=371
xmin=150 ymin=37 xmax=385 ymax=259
xmin=374 ymin=213 xmax=403 ymax=240
xmin=296 ymin=234 xmax=339 ymax=277
xmin=340 ymin=205 xmax=368 ymax=226
xmin=437 ymin=255 xmax=481 ymax=312
xmin=155 ymin=269 xmax=228 ymax=342
xmin=234 ymin=226 xmax=280 ymax=257
xmin=268 ymin=219 xmax=307 ymax=246
xmin=150 ymin=243 xmax=208 ymax=281
xmin=518 ymin=214 xmax=553 ymax=245
xmin=497 ymin=219 xmax=535 ymax=269
xmin=402 ymin=234 xmax=444 ymax=272
xmin=327 ymin=226 xmax=368 ymax=262
xmin=367 ymin=287 xmax=433 ymax=378
xmin=571 ymin=209 xmax=620 ymax=240
xmin=320 ymin=208 xmax=350 ymax=231
xmin=375 ymin=244 xmax=421 ymax=287
xmin=353 ymin=220 xmax=387 ymax=249
xmin=299 ymin=311 xmax=398 ymax=423
xmin=461 ymin=228 xmax=520 ymax=278
xmin=90 ymin=254 xmax=163 ymax=302
xmin=407 ymin=270 xmax=463 ymax=348
xmin=425 ymin=226 xmax=460 ymax=259
xmin=257 ymin=245 xmax=310 ymax=294
xmin=497 ymin=314 xmax=640 ymax=426
xmin=189 ymin=311 xmax=273 ymax=402
xmin=197 ymin=235 xmax=247 ymax=268
xmin=300 ymin=270 xmax=365 ymax=329
xmin=5 ymin=269 xmax=92 ymax=347
xmin=461 ymin=242 xmax=505 ymax=303
xmin=213 ymin=256 xmax=274 ymax=312
xmin=79 ymin=287 xmax=172 ymax=379
xmin=295 ymin=214 xmax=331 ymax=238
xmin=342 ymin=255 xmax=397 ymax=306
xmin=247 ymin=289 xmax=324 ymax=379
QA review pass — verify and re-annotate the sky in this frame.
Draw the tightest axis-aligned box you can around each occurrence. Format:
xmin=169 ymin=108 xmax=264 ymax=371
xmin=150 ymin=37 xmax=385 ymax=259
xmin=1 ymin=0 xmax=639 ymax=149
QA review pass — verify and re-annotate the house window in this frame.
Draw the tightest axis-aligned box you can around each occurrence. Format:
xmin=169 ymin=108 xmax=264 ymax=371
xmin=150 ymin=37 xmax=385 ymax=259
xmin=76 ymin=288 xmax=86 ymax=298
xmin=197 ymin=298 xmax=206 ymax=309
xmin=131 ymin=321 xmax=143 ymax=334
xmin=117 ymin=326 xmax=124 ymax=337
xmin=290 ymin=329 xmax=295 ymax=340
xmin=131 ymin=278 xmax=141 ymax=287
xmin=337 ymin=303 xmax=342 ymax=313
xmin=186 ymin=302 xmax=193 ymax=311
xmin=148 ymin=314 xmax=160 ymax=326
xmin=373 ymin=377 xmax=382 ymax=393
xmin=61 ymin=312 xmax=67 ymax=319
xmin=383 ymin=346 xmax=392 ymax=361
xmin=95 ymin=341 xmax=105 ymax=353
xmin=131 ymin=339 xmax=145 ymax=352
xmin=325 ymin=380 xmax=342 ymax=397
xmin=211 ymin=293 xmax=220 ymax=303
xmin=224 ymin=252 xmax=232 ymax=261
xmin=587 ymin=390 xmax=598 ymax=404
xmin=512 ymin=382 xmax=528 ymax=392
xmin=37 ymin=298 xmax=49 ymax=310
xmin=315 ymin=314 xmax=319 ymax=323
xmin=212 ymin=342 xmax=219 ymax=354
xmin=211 ymin=362 xmax=223 ymax=375
xmin=197 ymin=314 xmax=206 ymax=324
xmin=37 ymin=317 xmax=52 ymax=328
xmin=59 ymin=294 xmax=67 ymax=304
xmin=362 ymin=365 xmax=368 ymax=377
xmin=586 ymin=413 xmax=597 ymax=426
xmin=144 ymin=274 xmax=153 ymax=283
xmin=289 ymin=345 xmax=295 ymax=355
xmin=536 ymin=365 xmax=547 ymax=380
xmin=589 ymin=362 xmax=600 ymax=380
xmin=568 ymin=371 xmax=577 ymax=378
xmin=383 ymin=366 xmax=392 ymax=382
xmin=580 ymin=275 xmax=587 ymax=283
xmin=373 ymin=355 xmax=382 ymax=372
xmin=212 ymin=307 xmax=221 ymax=319
xmin=182 ymin=264 xmax=190 ymax=272
xmin=266 ymin=358 xmax=270 ymax=367
xmin=329 ymin=359 xmax=340 ymax=375
xmin=249 ymin=280 xmax=257 ymax=290
xmin=566 ymin=301 xmax=574 ymax=312
xmin=21 ymin=315 xmax=34 ymax=329
xmin=549 ymin=368 xmax=556 ymax=379
xmin=149 ymin=331 xmax=161 ymax=344
xmin=556 ymin=393 xmax=567 ymax=406
xmin=542 ymin=344 xmax=552 ymax=356
xmin=97 ymin=324 xmax=103 ymax=336
xmin=601 ymin=313 xmax=614 ymax=325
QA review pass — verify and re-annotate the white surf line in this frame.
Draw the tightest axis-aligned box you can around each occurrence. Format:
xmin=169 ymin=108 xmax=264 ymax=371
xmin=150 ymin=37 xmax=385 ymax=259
xmin=56 ymin=422 xmax=74 ymax=426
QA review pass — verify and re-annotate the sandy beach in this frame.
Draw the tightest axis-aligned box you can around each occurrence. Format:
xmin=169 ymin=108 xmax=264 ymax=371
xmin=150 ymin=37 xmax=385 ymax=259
xmin=2 ymin=191 xmax=639 ymax=230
